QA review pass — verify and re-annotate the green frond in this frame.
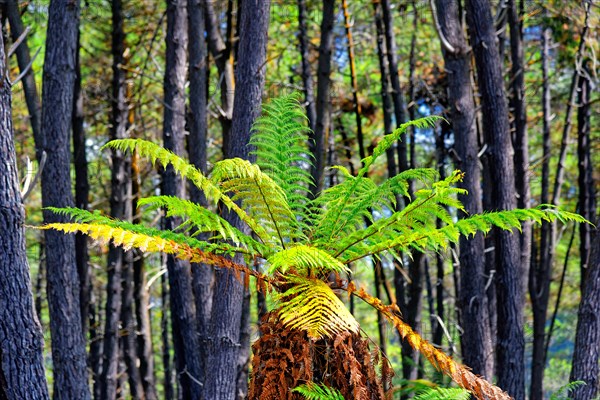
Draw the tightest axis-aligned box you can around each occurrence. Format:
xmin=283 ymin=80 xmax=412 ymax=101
xmin=266 ymin=245 xmax=348 ymax=276
xmin=549 ymin=381 xmax=585 ymax=400
xmin=359 ymin=116 xmax=442 ymax=176
xmin=414 ymin=387 xmax=470 ymax=400
xmin=102 ymin=138 xmax=272 ymax=244
xmin=250 ymin=92 xmax=313 ymax=219
xmin=274 ymin=276 xmax=359 ymax=339
xmin=292 ymin=383 xmax=345 ymax=400
xmin=211 ymin=158 xmax=303 ymax=246
xmin=136 ymin=196 xmax=267 ymax=255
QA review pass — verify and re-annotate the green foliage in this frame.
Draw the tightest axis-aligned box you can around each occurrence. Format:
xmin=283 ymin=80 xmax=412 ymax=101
xmin=549 ymin=381 xmax=585 ymax=400
xmin=43 ymin=93 xmax=589 ymax=399
xmin=413 ymin=387 xmax=470 ymax=400
xmin=292 ymin=382 xmax=345 ymax=400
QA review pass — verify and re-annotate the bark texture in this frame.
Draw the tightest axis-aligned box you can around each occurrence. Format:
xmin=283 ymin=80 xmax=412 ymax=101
xmin=204 ymin=1 xmax=270 ymax=398
xmin=39 ymin=1 xmax=91 ymax=398
xmin=0 ymin=26 xmax=49 ymax=400
xmin=465 ymin=0 xmax=524 ymax=397
xmin=436 ymin=1 xmax=493 ymax=378
xmin=163 ymin=1 xmax=203 ymax=398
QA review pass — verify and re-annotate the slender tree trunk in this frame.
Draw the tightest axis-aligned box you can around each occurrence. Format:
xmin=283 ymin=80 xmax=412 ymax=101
xmin=4 ymin=0 xmax=42 ymax=145
xmin=205 ymin=0 xmax=235 ymax=149
xmin=570 ymin=227 xmax=600 ymax=400
xmin=72 ymin=30 xmax=92 ymax=348
xmin=0 ymin=27 xmax=49 ymax=400
xmin=161 ymin=273 xmax=174 ymax=400
xmin=297 ymin=0 xmax=316 ymax=134
xmin=163 ymin=1 xmax=203 ymax=398
xmin=465 ymin=0 xmax=523 ymax=397
xmin=100 ymin=0 xmax=133 ymax=396
xmin=187 ymin=0 xmax=212 ymax=395
xmin=308 ymin=0 xmax=335 ymax=198
xmin=39 ymin=0 xmax=91 ymax=397
xmin=577 ymin=62 xmax=595 ymax=284
xmin=204 ymin=2 xmax=270 ymax=398
xmin=121 ymin=257 xmax=143 ymax=400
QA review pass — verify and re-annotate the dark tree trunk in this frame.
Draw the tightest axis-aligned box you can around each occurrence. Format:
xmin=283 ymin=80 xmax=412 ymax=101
xmin=577 ymin=62 xmax=595 ymax=285
xmin=100 ymin=0 xmax=133 ymax=396
xmin=570 ymin=227 xmax=600 ymax=400
xmin=465 ymin=0 xmax=523 ymax=397
xmin=297 ymin=0 xmax=316 ymax=134
xmin=4 ymin=0 xmax=42 ymax=145
xmin=121 ymin=258 xmax=143 ymax=400
xmin=188 ymin=0 xmax=212 ymax=393
xmin=435 ymin=0 xmax=492 ymax=375
xmin=308 ymin=0 xmax=334 ymax=198
xmin=163 ymin=1 xmax=203 ymax=398
xmin=39 ymin=1 xmax=91 ymax=398
xmin=161 ymin=273 xmax=174 ymax=400
xmin=72 ymin=30 xmax=92 ymax=347
xmin=0 ymin=26 xmax=49 ymax=400
xmin=204 ymin=1 xmax=270 ymax=399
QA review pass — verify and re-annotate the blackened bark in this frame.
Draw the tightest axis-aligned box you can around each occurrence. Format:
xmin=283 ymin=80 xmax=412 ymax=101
xmin=72 ymin=31 xmax=91 ymax=344
xmin=0 ymin=27 xmax=49 ymax=400
xmin=101 ymin=0 xmax=133 ymax=396
xmin=39 ymin=1 xmax=91 ymax=398
xmin=465 ymin=0 xmax=523 ymax=397
xmin=204 ymin=1 xmax=270 ymax=399
xmin=4 ymin=0 xmax=42 ymax=146
xmin=435 ymin=0 xmax=492 ymax=376
xmin=161 ymin=273 xmax=174 ymax=400
xmin=121 ymin=258 xmax=143 ymax=400
xmin=570 ymin=227 xmax=600 ymax=400
xmin=297 ymin=0 xmax=316 ymax=134
xmin=188 ymin=0 xmax=212 ymax=393
xmin=308 ymin=0 xmax=334 ymax=198
xmin=163 ymin=1 xmax=203 ymax=398
xmin=577 ymin=63 xmax=595 ymax=284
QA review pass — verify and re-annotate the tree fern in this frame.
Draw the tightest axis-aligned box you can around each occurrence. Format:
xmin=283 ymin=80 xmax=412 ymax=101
xmin=413 ymin=387 xmax=470 ymax=400
xmin=41 ymin=93 xmax=590 ymax=400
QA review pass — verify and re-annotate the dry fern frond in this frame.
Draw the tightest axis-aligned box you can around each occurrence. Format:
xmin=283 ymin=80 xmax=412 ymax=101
xmin=350 ymin=285 xmax=512 ymax=400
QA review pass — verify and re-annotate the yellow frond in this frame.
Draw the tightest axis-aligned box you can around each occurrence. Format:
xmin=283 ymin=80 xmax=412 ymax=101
xmin=274 ymin=276 xmax=359 ymax=339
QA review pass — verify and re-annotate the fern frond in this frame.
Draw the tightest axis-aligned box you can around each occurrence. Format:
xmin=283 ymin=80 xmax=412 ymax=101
xmin=137 ymin=196 xmax=267 ymax=255
xmin=39 ymin=222 xmax=271 ymax=284
xmin=267 ymin=245 xmax=348 ymax=276
xmin=103 ymin=139 xmax=272 ymax=244
xmin=414 ymin=387 xmax=470 ymax=400
xmin=351 ymin=286 xmax=512 ymax=400
xmin=250 ymin=92 xmax=313 ymax=219
xmin=292 ymin=382 xmax=345 ymax=400
xmin=549 ymin=381 xmax=585 ymax=400
xmin=211 ymin=158 xmax=302 ymax=246
xmin=274 ymin=276 xmax=359 ymax=339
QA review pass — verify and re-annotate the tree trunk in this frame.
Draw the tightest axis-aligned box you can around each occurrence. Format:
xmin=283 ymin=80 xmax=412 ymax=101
xmin=39 ymin=0 xmax=91 ymax=397
xmin=163 ymin=1 xmax=203 ymax=398
xmin=100 ymin=0 xmax=133 ymax=396
xmin=308 ymin=0 xmax=334 ymax=198
xmin=204 ymin=1 xmax=270 ymax=398
xmin=121 ymin=258 xmax=144 ymax=400
xmin=0 ymin=26 xmax=50 ymax=400
xmin=297 ymin=0 xmax=316 ymax=134
xmin=160 ymin=273 xmax=174 ymax=400
xmin=570 ymin=227 xmax=600 ymax=400
xmin=4 ymin=0 xmax=42 ymax=145
xmin=465 ymin=0 xmax=523 ymax=397
xmin=435 ymin=0 xmax=492 ymax=375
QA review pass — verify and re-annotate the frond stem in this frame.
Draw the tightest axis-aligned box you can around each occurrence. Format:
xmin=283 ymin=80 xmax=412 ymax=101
xmin=253 ymin=175 xmax=287 ymax=250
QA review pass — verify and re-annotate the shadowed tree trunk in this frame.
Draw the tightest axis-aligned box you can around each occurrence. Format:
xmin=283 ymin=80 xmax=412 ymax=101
xmin=188 ymin=0 xmax=212 ymax=393
xmin=434 ymin=0 xmax=492 ymax=379
xmin=570 ymin=226 xmax=600 ymax=400
xmin=297 ymin=0 xmax=316 ymax=134
xmin=163 ymin=0 xmax=203 ymax=398
xmin=161 ymin=273 xmax=174 ymax=400
xmin=0 ymin=25 xmax=49 ymax=400
xmin=39 ymin=0 xmax=91 ymax=398
xmin=100 ymin=0 xmax=133 ymax=396
xmin=204 ymin=1 xmax=270 ymax=398
xmin=465 ymin=0 xmax=524 ymax=397
xmin=308 ymin=0 xmax=335 ymax=198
